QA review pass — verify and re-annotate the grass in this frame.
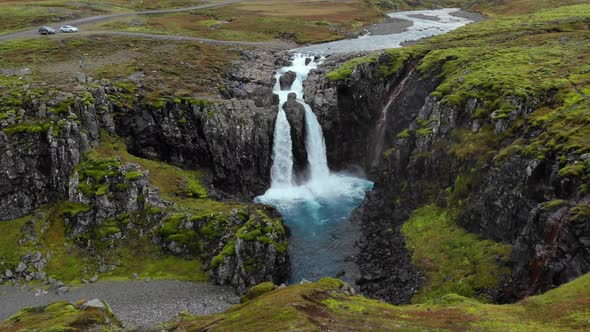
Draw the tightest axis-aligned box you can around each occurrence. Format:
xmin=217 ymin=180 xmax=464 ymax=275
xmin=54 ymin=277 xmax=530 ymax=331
xmin=0 ymin=35 xmax=239 ymax=99
xmin=401 ymin=205 xmax=512 ymax=303
xmin=0 ymin=215 xmax=32 ymax=271
xmin=91 ymin=0 xmax=384 ymax=44
xmin=166 ymin=274 xmax=590 ymax=331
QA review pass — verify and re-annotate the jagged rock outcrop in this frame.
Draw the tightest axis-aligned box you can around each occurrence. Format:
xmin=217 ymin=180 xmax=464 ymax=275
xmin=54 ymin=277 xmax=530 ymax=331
xmin=152 ymin=206 xmax=290 ymax=293
xmin=279 ymin=70 xmax=296 ymax=90
xmin=283 ymin=93 xmax=307 ymax=179
xmin=304 ymin=52 xmax=433 ymax=172
xmin=0 ymin=90 xmax=113 ymax=221
xmin=205 ymin=208 xmax=290 ymax=293
xmin=225 ymin=50 xmax=283 ymax=107
xmin=66 ymin=160 xmax=164 ymax=245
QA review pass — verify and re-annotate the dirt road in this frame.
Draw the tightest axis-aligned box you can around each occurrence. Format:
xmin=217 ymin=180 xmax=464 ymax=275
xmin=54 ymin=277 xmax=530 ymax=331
xmin=0 ymin=0 xmax=247 ymax=42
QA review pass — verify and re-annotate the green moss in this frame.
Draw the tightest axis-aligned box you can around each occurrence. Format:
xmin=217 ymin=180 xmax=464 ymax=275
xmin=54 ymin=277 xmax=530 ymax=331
xmin=241 ymin=281 xmax=275 ymax=303
xmin=0 ymin=300 xmax=121 ymax=331
xmin=238 ymin=229 xmax=261 ymax=241
xmin=401 ymin=205 xmax=512 ymax=303
xmin=95 ymin=184 xmax=109 ymax=196
xmin=326 ymin=55 xmax=378 ymax=81
xmin=2 ymin=122 xmax=51 ymax=136
xmin=569 ymin=203 xmax=590 ymax=223
xmin=0 ymin=215 xmax=31 ymax=270
xmin=397 ymin=129 xmax=411 ymax=139
xmin=416 ymin=127 xmax=433 ymax=136
xmin=541 ymin=199 xmax=568 ymax=211
xmin=211 ymin=240 xmax=236 ymax=268
xmin=559 ymin=162 xmax=585 ymax=178
xmin=124 ymin=171 xmax=143 ymax=181
xmin=62 ymin=201 xmax=91 ymax=217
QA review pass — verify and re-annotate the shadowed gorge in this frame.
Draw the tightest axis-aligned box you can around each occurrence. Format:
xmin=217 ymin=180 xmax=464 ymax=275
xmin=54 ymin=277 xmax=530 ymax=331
xmin=0 ymin=0 xmax=589 ymax=330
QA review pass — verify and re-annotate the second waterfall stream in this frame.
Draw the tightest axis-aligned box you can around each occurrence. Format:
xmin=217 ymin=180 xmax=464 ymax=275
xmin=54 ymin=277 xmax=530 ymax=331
xmin=256 ymin=54 xmax=373 ymax=284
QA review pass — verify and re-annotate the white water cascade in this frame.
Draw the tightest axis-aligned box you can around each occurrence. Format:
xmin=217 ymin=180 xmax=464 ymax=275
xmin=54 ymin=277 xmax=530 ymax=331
xmin=257 ymin=8 xmax=476 ymax=283
xmin=257 ymin=54 xmax=373 ymax=283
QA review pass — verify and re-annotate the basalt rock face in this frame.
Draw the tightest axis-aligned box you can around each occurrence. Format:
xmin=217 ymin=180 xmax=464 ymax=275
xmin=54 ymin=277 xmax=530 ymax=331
xmin=307 ymin=55 xmax=590 ymax=303
xmin=304 ymin=53 xmax=435 ymax=172
xmin=115 ymin=99 xmax=277 ymax=198
xmin=224 ymin=50 xmax=285 ymax=108
xmin=66 ymin=161 xmax=164 ymax=246
xmin=283 ymin=93 xmax=307 ymax=179
xmin=208 ymin=208 xmax=291 ymax=293
xmin=0 ymin=88 xmax=116 ymax=221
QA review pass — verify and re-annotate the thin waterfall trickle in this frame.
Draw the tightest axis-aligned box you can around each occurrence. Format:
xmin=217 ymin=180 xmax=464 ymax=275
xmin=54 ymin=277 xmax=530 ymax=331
xmin=370 ymin=67 xmax=415 ymax=168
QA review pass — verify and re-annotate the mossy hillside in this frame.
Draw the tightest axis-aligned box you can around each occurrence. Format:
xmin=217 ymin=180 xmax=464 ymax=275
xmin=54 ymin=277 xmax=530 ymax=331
xmin=401 ymin=205 xmax=512 ymax=303
xmin=0 ymin=215 xmax=33 ymax=272
xmin=0 ymin=202 xmax=209 ymax=284
xmin=168 ymin=274 xmax=590 ymax=331
xmin=0 ymin=300 xmax=122 ymax=332
xmin=0 ymin=132 xmax=236 ymax=284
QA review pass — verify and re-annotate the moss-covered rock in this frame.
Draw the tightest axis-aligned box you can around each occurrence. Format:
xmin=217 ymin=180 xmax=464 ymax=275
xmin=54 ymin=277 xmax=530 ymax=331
xmin=0 ymin=300 xmax=122 ymax=331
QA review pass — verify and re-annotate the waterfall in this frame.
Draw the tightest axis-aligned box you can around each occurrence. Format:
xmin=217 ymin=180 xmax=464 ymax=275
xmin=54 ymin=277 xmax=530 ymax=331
xmin=269 ymin=54 xmax=329 ymax=187
xmin=257 ymin=54 xmax=373 ymax=284
xmin=370 ymin=67 xmax=415 ymax=168
xmin=304 ymin=104 xmax=330 ymax=181
xmin=270 ymin=106 xmax=294 ymax=187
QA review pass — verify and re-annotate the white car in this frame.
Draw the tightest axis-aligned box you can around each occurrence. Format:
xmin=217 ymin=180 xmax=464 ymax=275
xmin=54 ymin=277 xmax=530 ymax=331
xmin=60 ymin=25 xmax=79 ymax=33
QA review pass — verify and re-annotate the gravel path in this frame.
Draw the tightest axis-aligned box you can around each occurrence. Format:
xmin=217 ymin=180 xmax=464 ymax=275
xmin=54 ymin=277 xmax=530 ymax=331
xmin=0 ymin=0 xmax=247 ymax=42
xmin=0 ymin=280 xmax=239 ymax=329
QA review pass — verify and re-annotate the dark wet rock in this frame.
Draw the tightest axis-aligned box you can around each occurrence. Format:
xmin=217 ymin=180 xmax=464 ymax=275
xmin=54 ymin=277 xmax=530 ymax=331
xmin=279 ymin=71 xmax=297 ymax=91
xmin=225 ymin=50 xmax=278 ymax=107
xmin=115 ymin=98 xmax=277 ymax=198
xmin=283 ymin=93 xmax=307 ymax=179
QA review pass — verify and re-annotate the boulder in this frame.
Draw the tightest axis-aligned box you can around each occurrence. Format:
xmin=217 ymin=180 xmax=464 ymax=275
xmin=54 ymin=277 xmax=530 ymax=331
xmin=81 ymin=299 xmax=106 ymax=311
xmin=279 ymin=71 xmax=297 ymax=91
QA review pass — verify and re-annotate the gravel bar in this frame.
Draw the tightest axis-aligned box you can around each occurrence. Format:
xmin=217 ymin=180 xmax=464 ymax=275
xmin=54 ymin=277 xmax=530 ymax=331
xmin=0 ymin=280 xmax=239 ymax=329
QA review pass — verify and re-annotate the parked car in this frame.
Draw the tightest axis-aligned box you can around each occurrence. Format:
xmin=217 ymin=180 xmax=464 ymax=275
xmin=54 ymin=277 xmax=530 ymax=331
xmin=38 ymin=26 xmax=55 ymax=35
xmin=60 ymin=25 xmax=79 ymax=33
